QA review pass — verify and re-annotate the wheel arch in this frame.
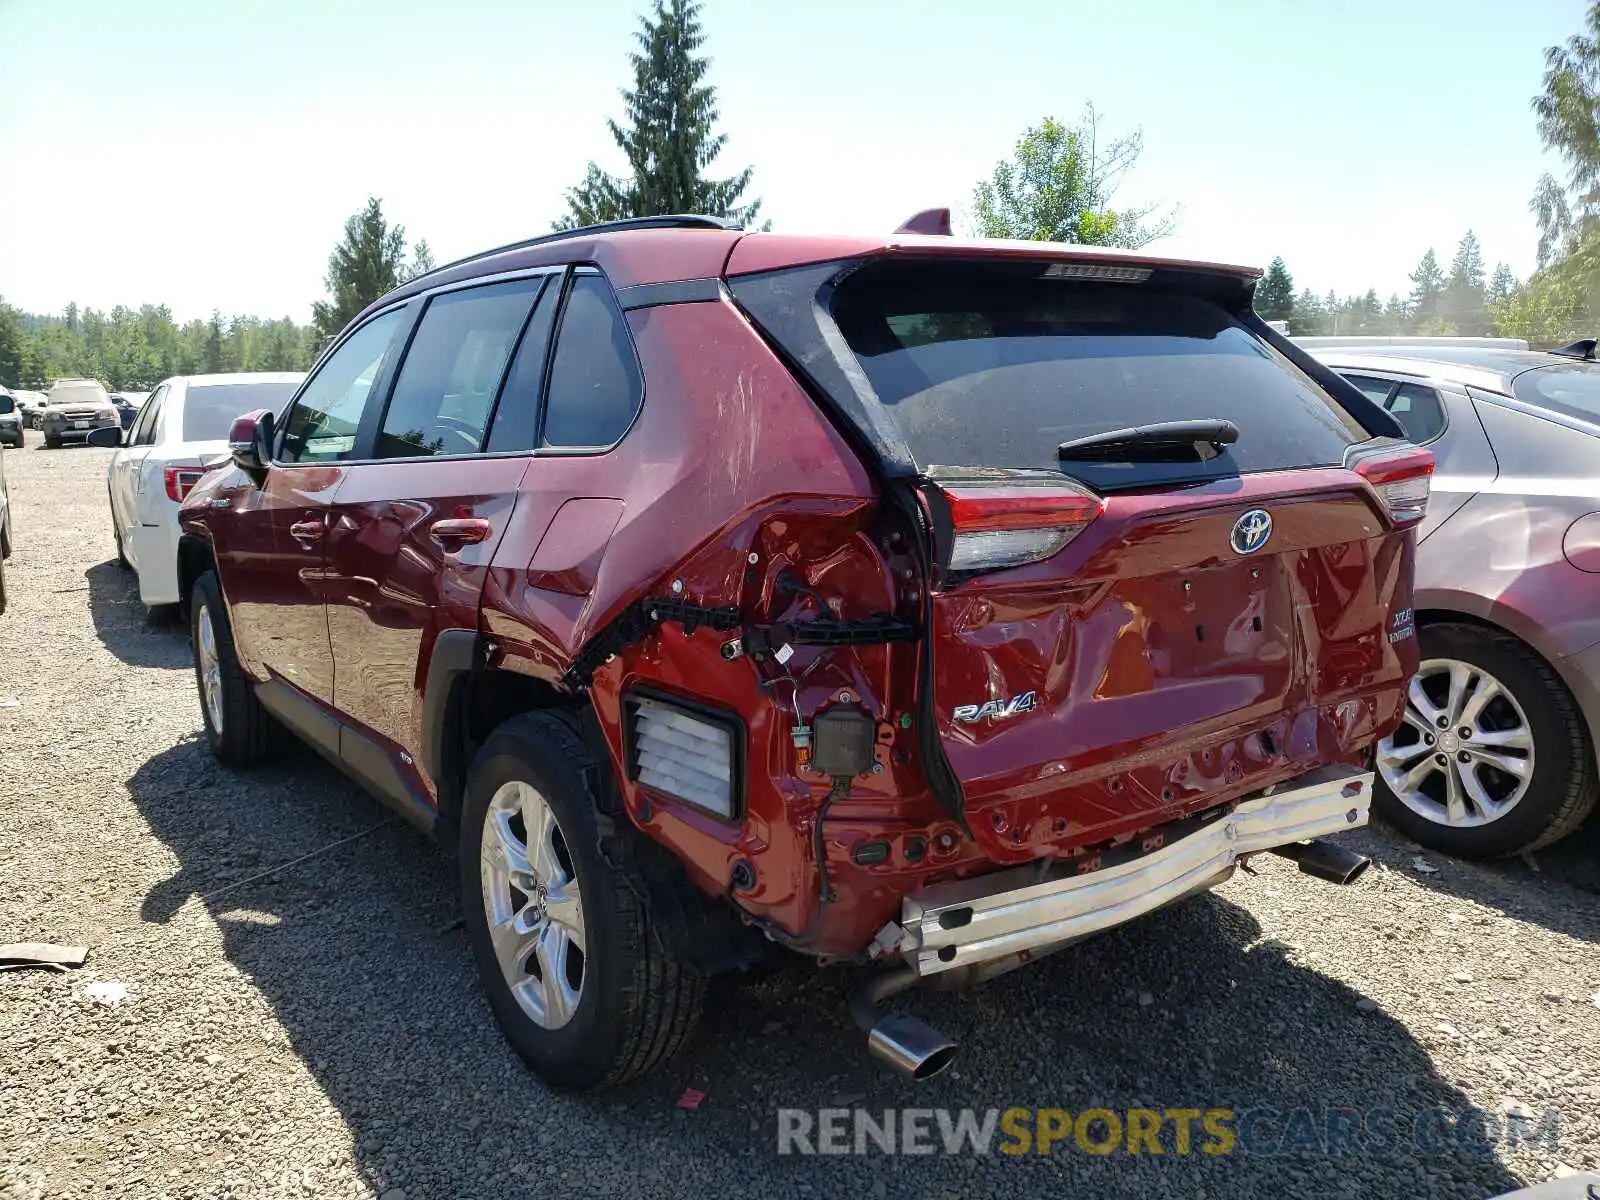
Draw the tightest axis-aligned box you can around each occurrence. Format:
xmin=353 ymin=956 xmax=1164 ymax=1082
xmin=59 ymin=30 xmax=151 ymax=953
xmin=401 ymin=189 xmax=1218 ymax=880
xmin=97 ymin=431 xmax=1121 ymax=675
xmin=176 ymin=532 xmax=217 ymax=620
xmin=423 ymin=639 xmax=583 ymax=842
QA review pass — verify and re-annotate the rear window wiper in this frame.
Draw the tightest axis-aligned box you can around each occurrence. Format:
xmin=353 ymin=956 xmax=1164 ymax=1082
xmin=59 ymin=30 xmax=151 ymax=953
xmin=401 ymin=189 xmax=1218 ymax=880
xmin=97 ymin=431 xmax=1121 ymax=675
xmin=1057 ymin=419 xmax=1239 ymax=463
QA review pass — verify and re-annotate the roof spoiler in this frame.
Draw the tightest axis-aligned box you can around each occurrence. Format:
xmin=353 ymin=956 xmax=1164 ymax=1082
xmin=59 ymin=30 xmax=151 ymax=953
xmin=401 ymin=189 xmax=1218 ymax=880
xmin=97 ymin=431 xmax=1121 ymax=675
xmin=1551 ymin=338 xmax=1598 ymax=361
xmin=894 ymin=208 xmax=952 ymax=236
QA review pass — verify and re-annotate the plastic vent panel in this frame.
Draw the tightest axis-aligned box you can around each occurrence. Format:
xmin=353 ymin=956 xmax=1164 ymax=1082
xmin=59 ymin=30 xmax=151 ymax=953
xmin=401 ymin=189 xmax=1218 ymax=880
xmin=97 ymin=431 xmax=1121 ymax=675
xmin=625 ymin=694 xmax=743 ymax=819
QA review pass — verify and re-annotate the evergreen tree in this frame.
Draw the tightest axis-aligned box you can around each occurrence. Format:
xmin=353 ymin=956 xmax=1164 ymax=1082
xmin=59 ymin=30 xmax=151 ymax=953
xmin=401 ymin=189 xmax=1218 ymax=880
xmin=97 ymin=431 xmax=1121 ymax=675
xmin=1255 ymin=257 xmax=1295 ymax=320
xmin=203 ymin=313 xmax=225 ymax=373
xmin=401 ymin=239 xmax=436 ymax=283
xmin=312 ymin=197 xmax=408 ymax=344
xmin=558 ymin=0 xmax=761 ymax=229
xmin=1444 ymin=230 xmax=1489 ymax=333
xmin=1408 ymin=248 xmax=1447 ymax=326
xmin=1488 ymin=262 xmax=1518 ymax=307
xmin=1287 ymin=288 xmax=1327 ymax=336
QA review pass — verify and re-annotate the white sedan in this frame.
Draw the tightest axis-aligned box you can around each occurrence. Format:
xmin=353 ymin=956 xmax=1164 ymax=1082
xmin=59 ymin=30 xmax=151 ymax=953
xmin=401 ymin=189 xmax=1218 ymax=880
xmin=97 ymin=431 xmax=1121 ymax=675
xmin=94 ymin=372 xmax=303 ymax=606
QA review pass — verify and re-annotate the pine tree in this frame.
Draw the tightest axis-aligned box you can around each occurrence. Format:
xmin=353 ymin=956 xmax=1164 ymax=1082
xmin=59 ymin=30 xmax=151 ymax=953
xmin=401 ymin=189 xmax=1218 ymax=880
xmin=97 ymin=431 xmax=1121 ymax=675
xmin=1255 ymin=257 xmax=1295 ymax=320
xmin=1408 ymin=248 xmax=1447 ymax=327
xmin=558 ymin=0 xmax=761 ymax=229
xmin=203 ymin=312 xmax=225 ymax=373
xmin=1488 ymin=262 xmax=1518 ymax=306
xmin=1444 ymin=230 xmax=1488 ymax=333
xmin=311 ymin=197 xmax=408 ymax=344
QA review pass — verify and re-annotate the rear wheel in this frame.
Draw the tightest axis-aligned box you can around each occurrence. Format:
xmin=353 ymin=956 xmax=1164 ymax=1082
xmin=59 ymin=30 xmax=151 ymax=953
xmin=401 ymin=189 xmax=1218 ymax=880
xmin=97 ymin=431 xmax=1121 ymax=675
xmin=460 ymin=711 xmax=704 ymax=1091
xmin=1375 ymin=623 xmax=1598 ymax=858
xmin=109 ymin=490 xmax=129 ymax=569
xmin=190 ymin=570 xmax=277 ymax=764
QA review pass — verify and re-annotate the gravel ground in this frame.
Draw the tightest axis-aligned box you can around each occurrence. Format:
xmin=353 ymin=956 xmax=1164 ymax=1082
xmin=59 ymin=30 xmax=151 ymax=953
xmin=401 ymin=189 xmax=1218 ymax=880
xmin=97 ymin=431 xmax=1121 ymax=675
xmin=2 ymin=431 xmax=1598 ymax=1199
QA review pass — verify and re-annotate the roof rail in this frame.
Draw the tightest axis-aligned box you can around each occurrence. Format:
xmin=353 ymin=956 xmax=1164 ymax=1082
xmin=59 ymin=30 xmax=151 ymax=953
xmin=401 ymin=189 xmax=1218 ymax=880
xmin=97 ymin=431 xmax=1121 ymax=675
xmin=419 ymin=214 xmax=743 ymax=283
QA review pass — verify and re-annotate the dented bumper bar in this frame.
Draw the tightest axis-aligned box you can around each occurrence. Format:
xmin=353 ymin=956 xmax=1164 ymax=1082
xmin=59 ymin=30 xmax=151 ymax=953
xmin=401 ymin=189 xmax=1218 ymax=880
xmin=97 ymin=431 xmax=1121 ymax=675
xmin=886 ymin=765 xmax=1372 ymax=977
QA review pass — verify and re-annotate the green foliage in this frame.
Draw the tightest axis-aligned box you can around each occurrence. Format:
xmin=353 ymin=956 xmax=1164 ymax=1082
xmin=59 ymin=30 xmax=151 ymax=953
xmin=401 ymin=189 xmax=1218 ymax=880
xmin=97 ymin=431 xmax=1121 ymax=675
xmin=970 ymin=107 xmax=1177 ymax=248
xmin=1407 ymin=248 xmax=1447 ymax=325
xmin=1443 ymin=230 xmax=1490 ymax=334
xmin=0 ymin=294 xmax=314 ymax=391
xmin=1255 ymin=257 xmax=1294 ymax=321
xmin=558 ymin=0 xmax=762 ymax=229
xmin=311 ymin=197 xmax=414 ymax=345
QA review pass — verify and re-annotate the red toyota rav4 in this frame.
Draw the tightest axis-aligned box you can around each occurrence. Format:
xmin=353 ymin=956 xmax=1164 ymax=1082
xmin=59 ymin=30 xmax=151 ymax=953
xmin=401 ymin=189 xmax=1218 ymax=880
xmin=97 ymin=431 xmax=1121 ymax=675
xmin=177 ymin=214 xmax=1430 ymax=1091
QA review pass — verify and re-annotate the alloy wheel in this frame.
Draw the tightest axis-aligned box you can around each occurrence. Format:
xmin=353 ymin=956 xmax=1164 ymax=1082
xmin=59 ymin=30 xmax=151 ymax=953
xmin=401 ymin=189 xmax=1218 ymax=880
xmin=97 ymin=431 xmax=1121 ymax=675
xmin=196 ymin=603 xmax=224 ymax=734
xmin=479 ymin=780 xmax=586 ymax=1030
xmin=1376 ymin=656 xmax=1535 ymax=827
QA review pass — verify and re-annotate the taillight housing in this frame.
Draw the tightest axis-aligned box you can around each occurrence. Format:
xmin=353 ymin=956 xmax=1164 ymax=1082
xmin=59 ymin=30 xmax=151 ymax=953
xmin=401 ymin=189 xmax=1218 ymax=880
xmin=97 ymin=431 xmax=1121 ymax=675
xmin=927 ymin=478 xmax=1104 ymax=579
xmin=1346 ymin=442 xmax=1435 ymax=526
xmin=164 ymin=463 xmax=207 ymax=504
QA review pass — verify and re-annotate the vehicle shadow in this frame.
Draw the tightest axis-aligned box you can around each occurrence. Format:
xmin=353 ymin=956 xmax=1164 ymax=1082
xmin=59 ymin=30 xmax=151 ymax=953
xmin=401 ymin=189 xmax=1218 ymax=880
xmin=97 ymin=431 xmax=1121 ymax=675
xmin=1358 ymin=814 xmax=1600 ymax=945
xmin=84 ymin=559 xmax=189 ymax=669
xmin=123 ymin=740 xmax=1526 ymax=1200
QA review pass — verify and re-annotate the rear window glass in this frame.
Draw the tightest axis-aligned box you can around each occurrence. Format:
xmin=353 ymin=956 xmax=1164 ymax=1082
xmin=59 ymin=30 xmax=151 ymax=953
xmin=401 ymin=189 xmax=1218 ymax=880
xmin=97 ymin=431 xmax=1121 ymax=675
xmin=1511 ymin=364 xmax=1600 ymax=427
xmin=831 ymin=263 xmax=1365 ymax=488
xmin=183 ymin=381 xmax=299 ymax=441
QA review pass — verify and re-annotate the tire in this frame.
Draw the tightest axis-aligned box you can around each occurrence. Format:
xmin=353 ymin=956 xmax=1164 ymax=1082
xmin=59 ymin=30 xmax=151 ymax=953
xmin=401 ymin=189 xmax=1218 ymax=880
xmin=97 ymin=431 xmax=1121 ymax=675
xmin=1375 ymin=622 xmax=1598 ymax=858
xmin=460 ymin=710 xmax=704 ymax=1092
xmin=190 ymin=569 xmax=277 ymax=765
xmin=110 ymin=491 xmax=130 ymax=569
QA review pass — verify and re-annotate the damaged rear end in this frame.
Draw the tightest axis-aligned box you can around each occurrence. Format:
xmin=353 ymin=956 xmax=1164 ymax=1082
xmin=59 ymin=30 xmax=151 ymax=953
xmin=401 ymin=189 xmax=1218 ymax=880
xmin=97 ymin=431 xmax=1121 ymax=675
xmin=581 ymin=239 xmax=1428 ymax=1079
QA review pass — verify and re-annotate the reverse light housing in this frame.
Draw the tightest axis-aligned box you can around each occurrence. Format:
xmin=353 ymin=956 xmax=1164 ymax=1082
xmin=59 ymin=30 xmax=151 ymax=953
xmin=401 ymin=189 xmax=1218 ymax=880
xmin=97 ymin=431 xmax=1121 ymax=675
xmin=163 ymin=463 xmax=207 ymax=504
xmin=1346 ymin=443 xmax=1435 ymax=526
xmin=624 ymin=692 xmax=742 ymax=819
xmin=931 ymin=479 xmax=1105 ymax=577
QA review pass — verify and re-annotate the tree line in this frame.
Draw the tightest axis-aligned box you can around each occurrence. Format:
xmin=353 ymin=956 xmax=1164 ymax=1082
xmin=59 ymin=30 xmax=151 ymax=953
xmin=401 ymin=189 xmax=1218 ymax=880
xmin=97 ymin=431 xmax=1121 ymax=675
xmin=6 ymin=0 xmax=1599 ymax=393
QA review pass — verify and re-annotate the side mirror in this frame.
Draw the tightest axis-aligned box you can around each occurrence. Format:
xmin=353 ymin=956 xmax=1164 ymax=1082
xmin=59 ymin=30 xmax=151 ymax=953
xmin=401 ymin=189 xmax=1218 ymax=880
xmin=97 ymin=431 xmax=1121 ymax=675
xmin=86 ymin=426 xmax=124 ymax=448
xmin=230 ymin=409 xmax=273 ymax=484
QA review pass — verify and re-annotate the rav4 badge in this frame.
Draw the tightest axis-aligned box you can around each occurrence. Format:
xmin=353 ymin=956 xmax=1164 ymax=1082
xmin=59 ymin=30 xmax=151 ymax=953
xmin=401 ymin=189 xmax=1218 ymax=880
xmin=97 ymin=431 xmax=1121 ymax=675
xmin=953 ymin=692 xmax=1038 ymax=723
xmin=1230 ymin=508 xmax=1273 ymax=555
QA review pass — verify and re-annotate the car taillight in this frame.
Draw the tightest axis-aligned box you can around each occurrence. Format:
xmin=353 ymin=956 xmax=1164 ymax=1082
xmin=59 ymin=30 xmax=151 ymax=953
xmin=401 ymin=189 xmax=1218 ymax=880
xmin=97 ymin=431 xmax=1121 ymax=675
xmin=1347 ymin=443 xmax=1435 ymax=526
xmin=934 ymin=481 xmax=1104 ymax=576
xmin=164 ymin=463 xmax=207 ymax=504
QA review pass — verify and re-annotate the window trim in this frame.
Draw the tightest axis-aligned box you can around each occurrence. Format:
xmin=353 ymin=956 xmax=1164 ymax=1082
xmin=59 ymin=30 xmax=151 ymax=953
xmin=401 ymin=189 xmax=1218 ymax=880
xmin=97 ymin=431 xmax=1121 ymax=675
xmin=1340 ymin=371 xmax=1449 ymax=447
xmin=366 ymin=274 xmax=553 ymax=462
xmin=269 ymin=266 xmax=575 ymax=470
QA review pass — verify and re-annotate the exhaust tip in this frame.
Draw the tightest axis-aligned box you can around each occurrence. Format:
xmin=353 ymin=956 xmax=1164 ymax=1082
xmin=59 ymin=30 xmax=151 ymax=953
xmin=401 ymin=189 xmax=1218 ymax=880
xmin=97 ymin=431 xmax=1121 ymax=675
xmin=866 ymin=1013 xmax=958 ymax=1081
xmin=1269 ymin=840 xmax=1372 ymax=885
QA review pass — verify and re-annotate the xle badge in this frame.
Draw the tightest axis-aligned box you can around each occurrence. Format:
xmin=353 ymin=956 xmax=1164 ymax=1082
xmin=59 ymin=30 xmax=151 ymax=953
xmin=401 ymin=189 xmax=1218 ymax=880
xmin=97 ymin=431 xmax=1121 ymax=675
xmin=953 ymin=691 xmax=1037 ymax=724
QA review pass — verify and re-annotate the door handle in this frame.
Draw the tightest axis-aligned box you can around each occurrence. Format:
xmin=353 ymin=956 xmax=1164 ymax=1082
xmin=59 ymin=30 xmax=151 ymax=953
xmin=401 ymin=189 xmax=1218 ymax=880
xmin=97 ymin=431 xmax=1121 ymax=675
xmin=289 ymin=518 xmax=324 ymax=543
xmin=429 ymin=517 xmax=492 ymax=549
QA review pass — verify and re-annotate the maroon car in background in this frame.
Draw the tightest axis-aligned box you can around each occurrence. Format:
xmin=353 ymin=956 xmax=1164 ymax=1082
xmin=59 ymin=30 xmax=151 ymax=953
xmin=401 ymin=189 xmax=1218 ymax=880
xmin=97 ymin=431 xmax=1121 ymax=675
xmin=176 ymin=215 xmax=1430 ymax=1091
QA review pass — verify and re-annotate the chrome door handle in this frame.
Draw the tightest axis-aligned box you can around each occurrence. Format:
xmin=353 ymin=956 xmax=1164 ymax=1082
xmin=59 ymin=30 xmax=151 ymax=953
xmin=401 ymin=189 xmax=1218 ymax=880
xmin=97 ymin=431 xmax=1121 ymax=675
xmin=289 ymin=519 xmax=323 ymax=543
xmin=429 ymin=517 xmax=492 ymax=550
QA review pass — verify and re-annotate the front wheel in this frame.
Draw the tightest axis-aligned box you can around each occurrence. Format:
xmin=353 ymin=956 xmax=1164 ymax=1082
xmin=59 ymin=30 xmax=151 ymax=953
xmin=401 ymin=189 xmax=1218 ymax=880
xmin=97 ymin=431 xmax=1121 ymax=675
xmin=190 ymin=570 xmax=278 ymax=765
xmin=460 ymin=710 xmax=704 ymax=1091
xmin=1375 ymin=622 xmax=1598 ymax=858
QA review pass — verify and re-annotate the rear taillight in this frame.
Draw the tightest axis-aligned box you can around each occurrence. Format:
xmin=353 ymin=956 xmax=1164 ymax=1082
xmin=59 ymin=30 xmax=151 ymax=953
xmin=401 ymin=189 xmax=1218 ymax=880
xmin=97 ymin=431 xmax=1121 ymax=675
xmin=164 ymin=463 xmax=206 ymax=504
xmin=1347 ymin=443 xmax=1434 ymax=526
xmin=934 ymin=481 xmax=1104 ymax=576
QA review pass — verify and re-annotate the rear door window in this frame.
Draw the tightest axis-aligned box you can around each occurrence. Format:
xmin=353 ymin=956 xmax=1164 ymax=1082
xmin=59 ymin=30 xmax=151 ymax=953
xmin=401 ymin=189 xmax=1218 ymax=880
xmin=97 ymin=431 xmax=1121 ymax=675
xmin=1386 ymin=382 xmax=1446 ymax=444
xmin=375 ymin=278 xmax=545 ymax=459
xmin=829 ymin=261 xmax=1366 ymax=489
xmin=1342 ymin=374 xmax=1398 ymax=406
xmin=181 ymin=381 xmax=300 ymax=442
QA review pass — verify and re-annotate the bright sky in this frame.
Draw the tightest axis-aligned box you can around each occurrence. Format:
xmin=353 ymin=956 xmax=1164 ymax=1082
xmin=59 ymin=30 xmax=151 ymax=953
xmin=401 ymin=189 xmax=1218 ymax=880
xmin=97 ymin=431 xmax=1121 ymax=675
xmin=0 ymin=0 xmax=1584 ymax=323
